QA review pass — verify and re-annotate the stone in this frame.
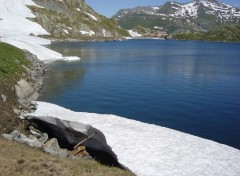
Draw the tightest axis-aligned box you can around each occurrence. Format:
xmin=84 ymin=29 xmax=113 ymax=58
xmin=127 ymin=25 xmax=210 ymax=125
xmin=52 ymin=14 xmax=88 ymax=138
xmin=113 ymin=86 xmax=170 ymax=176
xmin=29 ymin=126 xmax=49 ymax=144
xmin=1 ymin=94 xmax=7 ymax=102
xmin=13 ymin=108 xmax=21 ymax=115
xmin=15 ymin=79 xmax=35 ymax=104
xmin=29 ymin=126 xmax=42 ymax=137
xmin=2 ymin=130 xmax=42 ymax=148
xmin=43 ymin=138 xmax=69 ymax=158
xmin=38 ymin=133 xmax=49 ymax=144
xmin=28 ymin=116 xmax=119 ymax=164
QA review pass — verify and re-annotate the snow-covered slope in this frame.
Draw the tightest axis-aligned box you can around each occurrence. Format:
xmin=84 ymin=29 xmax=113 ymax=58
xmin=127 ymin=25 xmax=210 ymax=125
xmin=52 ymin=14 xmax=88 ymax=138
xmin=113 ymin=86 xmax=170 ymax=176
xmin=30 ymin=101 xmax=240 ymax=176
xmin=115 ymin=0 xmax=240 ymax=21
xmin=0 ymin=0 xmax=48 ymax=36
xmin=113 ymin=0 xmax=240 ymax=34
xmin=0 ymin=0 xmax=80 ymax=62
xmin=168 ymin=0 xmax=240 ymax=20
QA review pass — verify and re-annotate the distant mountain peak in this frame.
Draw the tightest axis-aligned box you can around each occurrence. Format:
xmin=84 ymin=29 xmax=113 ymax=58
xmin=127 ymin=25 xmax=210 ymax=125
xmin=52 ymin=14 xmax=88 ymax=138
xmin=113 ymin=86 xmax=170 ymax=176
xmin=113 ymin=0 xmax=240 ymax=34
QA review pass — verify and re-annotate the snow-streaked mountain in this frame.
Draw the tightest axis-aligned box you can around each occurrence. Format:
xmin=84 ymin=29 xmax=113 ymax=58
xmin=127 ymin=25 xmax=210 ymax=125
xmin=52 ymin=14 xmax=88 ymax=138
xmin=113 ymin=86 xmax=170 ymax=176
xmin=0 ymin=0 xmax=128 ymax=62
xmin=0 ymin=0 xmax=80 ymax=62
xmin=29 ymin=0 xmax=128 ymax=39
xmin=113 ymin=0 xmax=240 ymax=34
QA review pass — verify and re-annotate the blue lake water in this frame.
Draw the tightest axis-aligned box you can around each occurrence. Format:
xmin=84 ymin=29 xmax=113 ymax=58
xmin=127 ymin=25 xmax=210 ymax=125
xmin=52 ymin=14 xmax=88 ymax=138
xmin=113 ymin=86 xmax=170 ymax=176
xmin=40 ymin=40 xmax=240 ymax=149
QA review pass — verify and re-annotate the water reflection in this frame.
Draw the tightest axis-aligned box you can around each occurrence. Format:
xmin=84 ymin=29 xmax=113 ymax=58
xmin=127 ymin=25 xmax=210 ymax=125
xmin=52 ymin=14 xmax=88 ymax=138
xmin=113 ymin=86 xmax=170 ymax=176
xmin=41 ymin=40 xmax=240 ymax=149
xmin=39 ymin=61 xmax=85 ymax=100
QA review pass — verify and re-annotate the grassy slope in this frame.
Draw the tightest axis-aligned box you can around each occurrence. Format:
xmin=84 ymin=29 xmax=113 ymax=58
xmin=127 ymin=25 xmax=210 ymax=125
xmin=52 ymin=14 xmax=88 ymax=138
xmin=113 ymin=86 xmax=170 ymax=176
xmin=0 ymin=43 xmax=134 ymax=175
xmin=0 ymin=43 xmax=29 ymax=134
xmin=0 ymin=136 xmax=134 ymax=176
xmin=172 ymin=25 xmax=240 ymax=42
xmin=0 ymin=43 xmax=29 ymax=79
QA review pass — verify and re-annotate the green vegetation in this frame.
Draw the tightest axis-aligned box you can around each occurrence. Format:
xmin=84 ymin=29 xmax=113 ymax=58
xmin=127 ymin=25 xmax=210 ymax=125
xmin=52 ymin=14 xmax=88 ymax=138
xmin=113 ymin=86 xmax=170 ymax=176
xmin=172 ymin=25 xmax=240 ymax=42
xmin=172 ymin=32 xmax=205 ymax=40
xmin=0 ymin=43 xmax=28 ymax=134
xmin=0 ymin=43 xmax=29 ymax=79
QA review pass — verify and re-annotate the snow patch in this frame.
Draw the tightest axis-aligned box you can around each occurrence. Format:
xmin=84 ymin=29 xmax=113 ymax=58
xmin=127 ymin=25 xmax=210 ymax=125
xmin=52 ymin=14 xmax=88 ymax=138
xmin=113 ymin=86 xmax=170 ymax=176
xmin=0 ymin=35 xmax=80 ymax=62
xmin=85 ymin=12 xmax=98 ymax=21
xmin=62 ymin=56 xmax=81 ymax=62
xmin=30 ymin=101 xmax=240 ymax=176
xmin=128 ymin=30 xmax=142 ymax=37
xmin=80 ymin=30 xmax=95 ymax=36
xmin=102 ymin=29 xmax=106 ymax=37
xmin=63 ymin=29 xmax=69 ymax=34
xmin=0 ymin=0 xmax=80 ymax=62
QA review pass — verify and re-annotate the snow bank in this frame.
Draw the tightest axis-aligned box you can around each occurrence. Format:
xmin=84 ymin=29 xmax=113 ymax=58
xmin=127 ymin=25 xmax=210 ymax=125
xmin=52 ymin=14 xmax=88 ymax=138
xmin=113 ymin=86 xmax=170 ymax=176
xmin=30 ymin=101 xmax=240 ymax=176
xmin=0 ymin=0 xmax=48 ymax=36
xmin=0 ymin=0 xmax=80 ymax=62
xmin=80 ymin=30 xmax=95 ymax=36
xmin=128 ymin=30 xmax=142 ymax=38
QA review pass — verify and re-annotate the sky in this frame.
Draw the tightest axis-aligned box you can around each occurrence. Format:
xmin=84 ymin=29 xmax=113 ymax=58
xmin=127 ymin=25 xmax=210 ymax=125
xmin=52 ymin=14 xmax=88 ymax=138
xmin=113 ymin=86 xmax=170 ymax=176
xmin=86 ymin=0 xmax=240 ymax=17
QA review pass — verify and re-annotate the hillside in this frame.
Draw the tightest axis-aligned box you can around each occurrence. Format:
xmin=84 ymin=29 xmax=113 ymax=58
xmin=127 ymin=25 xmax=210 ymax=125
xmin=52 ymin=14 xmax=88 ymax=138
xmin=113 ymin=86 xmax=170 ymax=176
xmin=0 ymin=136 xmax=133 ymax=176
xmin=29 ymin=0 xmax=128 ymax=39
xmin=172 ymin=25 xmax=240 ymax=42
xmin=0 ymin=43 xmax=30 ymax=134
xmin=0 ymin=42 xmax=134 ymax=175
xmin=113 ymin=0 xmax=240 ymax=35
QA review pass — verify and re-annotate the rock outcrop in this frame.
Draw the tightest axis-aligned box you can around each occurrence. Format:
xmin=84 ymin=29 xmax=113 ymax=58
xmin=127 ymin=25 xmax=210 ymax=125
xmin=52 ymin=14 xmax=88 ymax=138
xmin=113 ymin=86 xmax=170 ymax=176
xmin=14 ymin=50 xmax=45 ymax=107
xmin=29 ymin=0 xmax=129 ymax=39
xmin=27 ymin=115 xmax=126 ymax=168
xmin=2 ymin=127 xmax=92 ymax=159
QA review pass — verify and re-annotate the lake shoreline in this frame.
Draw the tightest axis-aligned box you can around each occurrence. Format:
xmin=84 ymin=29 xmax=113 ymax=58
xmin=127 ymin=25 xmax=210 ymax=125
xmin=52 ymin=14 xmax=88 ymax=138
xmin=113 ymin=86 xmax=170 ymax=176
xmin=18 ymin=39 xmax=240 ymax=175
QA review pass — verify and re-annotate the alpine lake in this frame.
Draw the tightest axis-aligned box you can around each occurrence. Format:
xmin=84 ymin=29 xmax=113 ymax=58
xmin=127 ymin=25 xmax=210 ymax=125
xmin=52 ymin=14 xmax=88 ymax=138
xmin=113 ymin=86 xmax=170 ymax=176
xmin=39 ymin=39 xmax=240 ymax=149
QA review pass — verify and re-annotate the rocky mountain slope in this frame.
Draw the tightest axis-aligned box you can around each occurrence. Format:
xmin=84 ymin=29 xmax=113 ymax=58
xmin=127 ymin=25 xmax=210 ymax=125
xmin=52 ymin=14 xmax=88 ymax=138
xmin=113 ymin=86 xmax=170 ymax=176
xmin=113 ymin=0 xmax=240 ymax=34
xmin=30 ymin=0 xmax=128 ymax=39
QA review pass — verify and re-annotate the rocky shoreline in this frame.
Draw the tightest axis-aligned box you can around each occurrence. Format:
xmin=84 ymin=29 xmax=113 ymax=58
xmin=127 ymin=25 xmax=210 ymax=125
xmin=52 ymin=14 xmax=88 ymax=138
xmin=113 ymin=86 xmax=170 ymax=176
xmin=2 ymin=49 xmax=126 ymax=168
xmin=2 ymin=50 xmax=93 ymax=161
xmin=13 ymin=50 xmax=46 ymax=118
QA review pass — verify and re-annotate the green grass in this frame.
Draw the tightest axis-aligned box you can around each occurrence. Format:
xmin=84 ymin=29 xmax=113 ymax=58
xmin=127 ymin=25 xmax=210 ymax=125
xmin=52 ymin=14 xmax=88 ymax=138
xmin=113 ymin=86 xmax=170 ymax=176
xmin=0 ymin=43 xmax=29 ymax=79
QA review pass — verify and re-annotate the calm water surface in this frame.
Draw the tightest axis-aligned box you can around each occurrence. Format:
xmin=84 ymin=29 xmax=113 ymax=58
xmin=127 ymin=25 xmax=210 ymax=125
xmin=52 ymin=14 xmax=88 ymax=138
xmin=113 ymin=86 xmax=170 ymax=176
xmin=40 ymin=40 xmax=240 ymax=149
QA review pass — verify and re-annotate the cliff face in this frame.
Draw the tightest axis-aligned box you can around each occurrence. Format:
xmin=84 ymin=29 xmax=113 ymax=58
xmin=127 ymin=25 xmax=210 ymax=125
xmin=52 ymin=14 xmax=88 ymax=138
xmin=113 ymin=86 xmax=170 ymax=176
xmin=30 ymin=0 xmax=128 ymax=39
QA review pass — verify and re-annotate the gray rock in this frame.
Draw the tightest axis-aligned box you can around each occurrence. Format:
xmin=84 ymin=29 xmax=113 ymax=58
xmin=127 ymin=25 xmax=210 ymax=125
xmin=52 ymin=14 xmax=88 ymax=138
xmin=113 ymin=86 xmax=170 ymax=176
xmin=29 ymin=126 xmax=48 ymax=144
xmin=1 ymin=94 xmax=7 ymax=102
xmin=29 ymin=125 xmax=42 ymax=137
xmin=27 ymin=115 xmax=122 ymax=166
xmin=2 ymin=134 xmax=14 ymax=141
xmin=39 ymin=133 xmax=49 ymax=144
xmin=2 ymin=130 xmax=42 ymax=148
xmin=15 ymin=79 xmax=35 ymax=104
xmin=43 ymin=138 xmax=69 ymax=158
xmin=13 ymin=108 xmax=21 ymax=115
xmin=2 ymin=130 xmax=21 ymax=140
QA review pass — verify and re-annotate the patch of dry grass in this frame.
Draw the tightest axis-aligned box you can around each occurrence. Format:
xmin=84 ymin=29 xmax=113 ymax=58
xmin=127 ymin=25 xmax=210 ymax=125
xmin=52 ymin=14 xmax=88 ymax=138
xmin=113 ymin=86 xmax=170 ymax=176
xmin=0 ymin=136 xmax=134 ymax=176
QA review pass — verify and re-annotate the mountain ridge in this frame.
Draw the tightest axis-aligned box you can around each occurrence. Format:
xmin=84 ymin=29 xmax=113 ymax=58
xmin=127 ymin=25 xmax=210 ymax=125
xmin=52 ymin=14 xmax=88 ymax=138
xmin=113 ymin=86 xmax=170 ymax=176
xmin=113 ymin=0 xmax=240 ymax=34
